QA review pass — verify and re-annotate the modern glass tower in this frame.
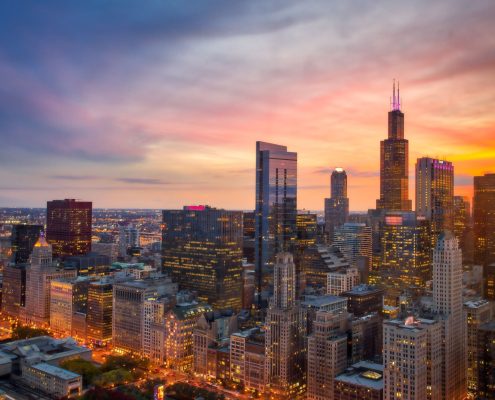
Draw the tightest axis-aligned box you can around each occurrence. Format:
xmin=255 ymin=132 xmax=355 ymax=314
xmin=324 ymin=168 xmax=349 ymax=242
xmin=376 ymin=81 xmax=412 ymax=211
xmin=255 ymin=141 xmax=297 ymax=304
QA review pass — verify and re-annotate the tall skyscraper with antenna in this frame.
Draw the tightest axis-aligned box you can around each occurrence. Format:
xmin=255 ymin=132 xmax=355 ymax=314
xmin=376 ymin=81 xmax=412 ymax=211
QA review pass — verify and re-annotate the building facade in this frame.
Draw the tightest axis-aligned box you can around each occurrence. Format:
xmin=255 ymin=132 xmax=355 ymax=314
xmin=474 ymin=173 xmax=495 ymax=267
xmin=10 ymin=224 xmax=43 ymax=265
xmin=333 ymin=223 xmax=372 ymax=272
xmin=376 ymin=82 xmax=412 ymax=212
xmin=255 ymin=142 xmax=297 ymax=304
xmin=46 ymin=199 xmax=92 ymax=258
xmin=162 ymin=206 xmax=243 ymax=311
xmin=324 ymin=168 xmax=349 ymax=243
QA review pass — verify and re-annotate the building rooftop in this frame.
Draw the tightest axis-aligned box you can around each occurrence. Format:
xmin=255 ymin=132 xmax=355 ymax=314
xmin=464 ymin=299 xmax=490 ymax=309
xmin=335 ymin=361 xmax=383 ymax=390
xmin=343 ymin=284 xmax=383 ymax=296
xmin=302 ymin=295 xmax=347 ymax=308
xmin=31 ymin=362 xmax=80 ymax=380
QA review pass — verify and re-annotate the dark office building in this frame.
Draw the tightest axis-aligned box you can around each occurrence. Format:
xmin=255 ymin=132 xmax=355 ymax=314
xmin=243 ymin=211 xmax=255 ymax=263
xmin=64 ymin=253 xmax=110 ymax=275
xmin=324 ymin=168 xmax=349 ymax=242
xmin=1 ymin=264 xmax=27 ymax=318
xmin=255 ymin=141 xmax=297 ymax=304
xmin=453 ymin=195 xmax=473 ymax=263
xmin=162 ymin=206 xmax=243 ymax=311
xmin=474 ymin=174 xmax=495 ymax=267
xmin=376 ymin=81 xmax=412 ymax=212
xmin=46 ymin=199 xmax=92 ymax=258
xmin=341 ymin=284 xmax=384 ymax=316
xmin=477 ymin=321 xmax=495 ymax=399
xmin=11 ymin=224 xmax=43 ymax=264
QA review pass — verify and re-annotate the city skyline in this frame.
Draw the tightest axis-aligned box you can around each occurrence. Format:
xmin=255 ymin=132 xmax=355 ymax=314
xmin=1 ymin=1 xmax=494 ymax=210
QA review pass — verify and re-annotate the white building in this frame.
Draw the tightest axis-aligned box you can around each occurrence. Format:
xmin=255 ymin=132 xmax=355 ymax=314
xmin=22 ymin=363 xmax=82 ymax=399
xmin=327 ymin=267 xmax=360 ymax=295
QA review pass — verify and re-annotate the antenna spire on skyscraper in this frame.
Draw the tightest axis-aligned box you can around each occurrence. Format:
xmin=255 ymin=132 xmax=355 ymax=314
xmin=392 ymin=79 xmax=400 ymax=111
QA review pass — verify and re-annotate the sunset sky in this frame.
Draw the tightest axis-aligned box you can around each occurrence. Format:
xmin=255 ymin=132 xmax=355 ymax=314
xmin=1 ymin=1 xmax=494 ymax=211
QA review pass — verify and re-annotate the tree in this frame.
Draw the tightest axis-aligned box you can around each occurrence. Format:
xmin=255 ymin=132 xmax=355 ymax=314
xmin=10 ymin=324 xmax=49 ymax=340
xmin=60 ymin=358 xmax=100 ymax=386
xmin=93 ymin=368 xmax=133 ymax=387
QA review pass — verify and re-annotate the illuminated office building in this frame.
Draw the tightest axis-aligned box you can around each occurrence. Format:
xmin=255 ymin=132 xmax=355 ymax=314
xmin=50 ymin=277 xmax=90 ymax=337
xmin=376 ymin=81 xmax=412 ymax=211
xmin=474 ymin=173 xmax=495 ymax=267
xmin=333 ymin=223 xmax=372 ymax=272
xmin=265 ymin=253 xmax=307 ymax=398
xmin=432 ymin=231 xmax=467 ymax=399
xmin=46 ymin=199 xmax=92 ymax=258
xmin=255 ymin=142 xmax=297 ymax=304
xmin=464 ymin=299 xmax=493 ymax=396
xmin=11 ymin=224 xmax=43 ymax=264
xmin=86 ymin=279 xmax=113 ymax=345
xmin=416 ymin=157 xmax=454 ymax=241
xmin=301 ymin=244 xmax=350 ymax=289
xmin=162 ymin=206 xmax=243 ymax=311
xmin=453 ymin=195 xmax=472 ymax=263
xmin=380 ymin=211 xmax=431 ymax=289
xmin=1 ymin=264 xmax=27 ymax=318
xmin=477 ymin=321 xmax=495 ymax=399
xmin=324 ymin=168 xmax=349 ymax=242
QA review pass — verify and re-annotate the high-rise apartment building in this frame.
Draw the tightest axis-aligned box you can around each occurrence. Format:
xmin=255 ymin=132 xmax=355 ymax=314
xmin=380 ymin=211 xmax=431 ymax=290
xmin=376 ymin=82 xmax=412 ymax=211
xmin=255 ymin=142 xmax=297 ymax=304
xmin=46 ymin=199 xmax=92 ymax=258
xmin=473 ymin=173 xmax=495 ymax=266
xmin=306 ymin=310 xmax=347 ymax=400
xmin=324 ymin=168 xmax=349 ymax=242
xmin=162 ymin=206 xmax=243 ymax=311
xmin=432 ymin=231 xmax=467 ymax=399
xmin=265 ymin=253 xmax=306 ymax=398
xmin=86 ymin=279 xmax=113 ymax=346
xmin=464 ymin=299 xmax=493 ymax=396
xmin=333 ymin=223 xmax=372 ymax=272
xmin=416 ymin=157 xmax=454 ymax=240
xmin=24 ymin=234 xmax=77 ymax=326
xmin=11 ymin=224 xmax=43 ymax=264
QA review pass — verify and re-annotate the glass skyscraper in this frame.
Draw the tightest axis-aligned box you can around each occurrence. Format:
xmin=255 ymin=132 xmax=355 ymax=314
xmin=255 ymin=141 xmax=297 ymax=304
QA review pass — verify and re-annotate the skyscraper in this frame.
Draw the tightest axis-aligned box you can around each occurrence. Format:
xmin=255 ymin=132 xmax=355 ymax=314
xmin=87 ymin=279 xmax=113 ymax=346
xmin=380 ymin=211 xmax=431 ymax=290
xmin=265 ymin=253 xmax=306 ymax=398
xmin=416 ymin=157 xmax=454 ymax=239
xmin=10 ymin=224 xmax=43 ymax=264
xmin=324 ymin=168 xmax=349 ymax=242
xmin=255 ymin=141 xmax=297 ymax=303
xmin=376 ymin=81 xmax=412 ymax=211
xmin=473 ymin=173 xmax=495 ymax=266
xmin=46 ymin=199 xmax=92 ymax=258
xmin=24 ymin=233 xmax=77 ymax=326
xmin=432 ymin=231 xmax=467 ymax=399
xmin=162 ymin=206 xmax=243 ymax=311
xmin=453 ymin=195 xmax=472 ymax=263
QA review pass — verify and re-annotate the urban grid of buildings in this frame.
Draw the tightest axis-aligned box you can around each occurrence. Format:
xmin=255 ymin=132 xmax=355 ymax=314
xmin=0 ymin=83 xmax=494 ymax=399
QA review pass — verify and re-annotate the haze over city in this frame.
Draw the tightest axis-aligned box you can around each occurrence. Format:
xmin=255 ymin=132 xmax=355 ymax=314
xmin=1 ymin=0 xmax=494 ymax=210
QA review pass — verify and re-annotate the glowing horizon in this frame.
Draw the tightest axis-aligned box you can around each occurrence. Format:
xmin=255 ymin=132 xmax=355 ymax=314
xmin=0 ymin=1 xmax=494 ymax=211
